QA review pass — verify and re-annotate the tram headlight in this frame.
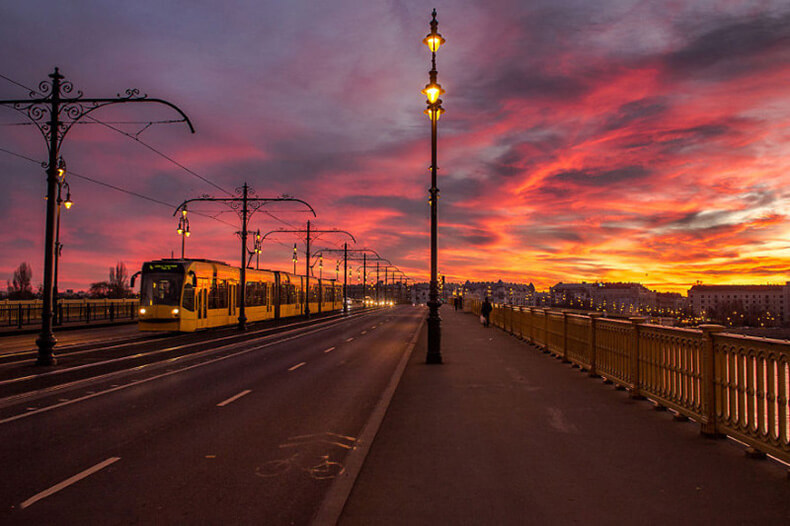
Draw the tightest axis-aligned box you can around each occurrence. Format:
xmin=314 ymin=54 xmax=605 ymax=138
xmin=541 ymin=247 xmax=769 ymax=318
xmin=172 ymin=308 xmax=180 ymax=316
xmin=139 ymin=308 xmax=146 ymax=315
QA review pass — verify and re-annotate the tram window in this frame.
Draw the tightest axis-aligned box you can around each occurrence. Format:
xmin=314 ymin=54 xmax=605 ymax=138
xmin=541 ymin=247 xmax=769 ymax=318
xmin=217 ymin=280 xmax=229 ymax=309
xmin=182 ymin=282 xmax=195 ymax=311
xmin=209 ymin=279 xmax=219 ymax=309
xmin=141 ymin=274 xmax=183 ymax=306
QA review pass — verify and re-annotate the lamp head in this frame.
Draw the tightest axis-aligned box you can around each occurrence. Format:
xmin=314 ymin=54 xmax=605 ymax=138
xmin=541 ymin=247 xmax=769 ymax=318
xmin=421 ymin=80 xmax=444 ymax=104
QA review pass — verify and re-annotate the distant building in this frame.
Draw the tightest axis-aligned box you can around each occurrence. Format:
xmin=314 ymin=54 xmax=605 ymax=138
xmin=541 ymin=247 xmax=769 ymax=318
xmin=688 ymin=284 xmax=788 ymax=324
xmin=459 ymin=280 xmax=536 ymax=306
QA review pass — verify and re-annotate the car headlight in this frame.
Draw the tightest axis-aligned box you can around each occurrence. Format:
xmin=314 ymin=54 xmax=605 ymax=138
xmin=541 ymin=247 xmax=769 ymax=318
xmin=139 ymin=308 xmax=146 ymax=315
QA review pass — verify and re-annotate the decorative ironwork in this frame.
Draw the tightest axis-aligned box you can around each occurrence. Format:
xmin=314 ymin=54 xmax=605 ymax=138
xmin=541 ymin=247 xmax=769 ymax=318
xmin=0 ymin=67 xmax=194 ymax=365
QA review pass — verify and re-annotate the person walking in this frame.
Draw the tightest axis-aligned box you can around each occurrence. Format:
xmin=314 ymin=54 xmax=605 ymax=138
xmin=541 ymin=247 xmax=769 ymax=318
xmin=481 ymin=296 xmax=492 ymax=328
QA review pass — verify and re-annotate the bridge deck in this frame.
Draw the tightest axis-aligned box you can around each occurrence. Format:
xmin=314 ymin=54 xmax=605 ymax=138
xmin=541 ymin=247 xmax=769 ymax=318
xmin=340 ymin=307 xmax=790 ymax=524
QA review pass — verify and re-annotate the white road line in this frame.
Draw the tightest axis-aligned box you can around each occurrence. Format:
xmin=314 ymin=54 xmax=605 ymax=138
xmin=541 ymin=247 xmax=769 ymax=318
xmin=288 ymin=362 xmax=306 ymax=371
xmin=217 ymin=389 xmax=252 ymax=407
xmin=323 ymin=347 xmax=336 ymax=354
xmin=361 ymin=331 xmax=367 ymax=335
xmin=346 ymin=337 xmax=354 ymax=342
xmin=20 ymin=457 xmax=121 ymax=509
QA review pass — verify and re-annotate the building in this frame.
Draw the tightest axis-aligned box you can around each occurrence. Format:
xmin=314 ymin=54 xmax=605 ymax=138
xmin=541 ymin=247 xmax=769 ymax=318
xmin=688 ymin=284 xmax=788 ymax=324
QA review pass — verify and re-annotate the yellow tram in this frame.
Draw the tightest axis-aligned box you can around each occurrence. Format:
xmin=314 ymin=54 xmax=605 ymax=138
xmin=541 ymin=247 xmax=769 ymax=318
xmin=136 ymin=258 xmax=343 ymax=332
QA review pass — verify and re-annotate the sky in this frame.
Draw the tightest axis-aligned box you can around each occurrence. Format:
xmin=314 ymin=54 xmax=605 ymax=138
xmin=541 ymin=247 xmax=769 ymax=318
xmin=1 ymin=0 xmax=789 ymax=295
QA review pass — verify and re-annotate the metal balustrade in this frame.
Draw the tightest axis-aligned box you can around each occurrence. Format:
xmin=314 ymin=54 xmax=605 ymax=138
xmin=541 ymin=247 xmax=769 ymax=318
xmin=0 ymin=299 xmax=139 ymax=329
xmin=462 ymin=299 xmax=790 ymax=464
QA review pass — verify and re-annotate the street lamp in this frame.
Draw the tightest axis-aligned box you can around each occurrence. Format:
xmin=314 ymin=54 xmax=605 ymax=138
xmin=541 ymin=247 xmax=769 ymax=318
xmin=176 ymin=207 xmax=190 ymax=259
xmin=423 ymin=9 xmax=445 ymax=364
xmin=53 ymin=160 xmax=71 ymax=326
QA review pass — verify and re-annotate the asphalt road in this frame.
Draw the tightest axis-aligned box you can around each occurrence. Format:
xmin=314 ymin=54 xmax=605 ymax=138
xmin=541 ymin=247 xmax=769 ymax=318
xmin=0 ymin=305 xmax=423 ymax=525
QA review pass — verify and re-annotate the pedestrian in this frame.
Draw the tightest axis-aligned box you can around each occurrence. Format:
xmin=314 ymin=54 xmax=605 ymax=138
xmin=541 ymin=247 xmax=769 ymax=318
xmin=454 ymin=297 xmax=459 ymax=311
xmin=458 ymin=295 xmax=464 ymax=311
xmin=481 ymin=296 xmax=492 ymax=327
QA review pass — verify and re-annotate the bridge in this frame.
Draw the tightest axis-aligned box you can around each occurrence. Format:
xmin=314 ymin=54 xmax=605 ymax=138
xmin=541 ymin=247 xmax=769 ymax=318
xmin=0 ymin=305 xmax=787 ymax=524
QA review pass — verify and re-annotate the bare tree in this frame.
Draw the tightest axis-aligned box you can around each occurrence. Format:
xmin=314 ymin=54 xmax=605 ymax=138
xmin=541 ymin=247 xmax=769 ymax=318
xmin=108 ymin=261 xmax=132 ymax=298
xmin=7 ymin=262 xmax=35 ymax=300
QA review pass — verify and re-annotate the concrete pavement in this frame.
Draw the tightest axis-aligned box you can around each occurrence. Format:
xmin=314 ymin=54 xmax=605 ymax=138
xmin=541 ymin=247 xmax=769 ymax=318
xmin=339 ymin=307 xmax=790 ymax=525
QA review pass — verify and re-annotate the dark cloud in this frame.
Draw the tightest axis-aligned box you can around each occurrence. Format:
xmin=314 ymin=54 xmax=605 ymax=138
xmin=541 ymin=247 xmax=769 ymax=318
xmin=602 ymin=97 xmax=670 ymax=131
xmin=665 ymin=12 xmax=790 ymax=79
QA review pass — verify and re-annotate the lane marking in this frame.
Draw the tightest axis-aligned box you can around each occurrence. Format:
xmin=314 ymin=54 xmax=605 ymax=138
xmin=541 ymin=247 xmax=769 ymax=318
xmin=288 ymin=362 xmax=306 ymax=371
xmin=346 ymin=337 xmax=354 ymax=342
xmin=361 ymin=331 xmax=367 ymax=335
xmin=20 ymin=457 xmax=121 ymax=509
xmin=217 ymin=389 xmax=252 ymax=407
xmin=323 ymin=347 xmax=336 ymax=354
xmin=314 ymin=310 xmax=425 ymax=525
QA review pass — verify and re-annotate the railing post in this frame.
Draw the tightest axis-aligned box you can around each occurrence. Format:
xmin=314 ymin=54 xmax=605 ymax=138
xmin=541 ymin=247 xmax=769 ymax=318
xmin=628 ymin=317 xmax=648 ymax=399
xmin=561 ymin=310 xmax=570 ymax=363
xmin=110 ymin=303 xmax=115 ymax=322
xmin=588 ymin=312 xmax=603 ymax=376
xmin=700 ymin=324 xmax=726 ymax=438
xmin=543 ymin=308 xmax=549 ymax=352
xmin=86 ymin=303 xmax=91 ymax=323
xmin=17 ymin=304 xmax=23 ymax=329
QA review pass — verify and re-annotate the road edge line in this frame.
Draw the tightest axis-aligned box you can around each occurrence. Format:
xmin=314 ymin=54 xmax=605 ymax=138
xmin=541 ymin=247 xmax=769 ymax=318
xmin=312 ymin=312 xmax=426 ymax=526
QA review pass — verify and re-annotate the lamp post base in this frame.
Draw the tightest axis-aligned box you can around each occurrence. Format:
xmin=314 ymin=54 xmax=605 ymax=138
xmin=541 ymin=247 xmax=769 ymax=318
xmin=426 ymin=300 xmax=442 ymax=364
xmin=35 ymin=332 xmax=57 ymax=366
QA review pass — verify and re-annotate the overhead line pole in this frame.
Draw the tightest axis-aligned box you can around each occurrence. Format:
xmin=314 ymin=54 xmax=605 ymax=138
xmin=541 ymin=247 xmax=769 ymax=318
xmin=0 ymin=67 xmax=194 ymax=366
xmin=175 ymin=185 xmax=315 ymax=330
xmin=258 ymin=224 xmax=355 ymax=318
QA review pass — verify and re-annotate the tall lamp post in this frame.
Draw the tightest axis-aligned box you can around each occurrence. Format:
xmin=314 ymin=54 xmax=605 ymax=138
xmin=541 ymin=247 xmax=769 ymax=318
xmin=422 ymin=9 xmax=445 ymax=364
xmin=176 ymin=207 xmax=190 ymax=259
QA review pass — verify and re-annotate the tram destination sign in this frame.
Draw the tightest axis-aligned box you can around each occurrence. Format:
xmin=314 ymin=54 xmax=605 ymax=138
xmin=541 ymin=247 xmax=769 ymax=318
xmin=143 ymin=262 xmax=184 ymax=273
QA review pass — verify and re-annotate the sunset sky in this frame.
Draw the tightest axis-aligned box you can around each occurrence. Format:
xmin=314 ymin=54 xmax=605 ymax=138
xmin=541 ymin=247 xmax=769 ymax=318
xmin=1 ymin=0 xmax=789 ymax=294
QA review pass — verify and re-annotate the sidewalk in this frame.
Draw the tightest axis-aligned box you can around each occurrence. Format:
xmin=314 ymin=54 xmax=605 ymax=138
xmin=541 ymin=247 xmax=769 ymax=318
xmin=339 ymin=307 xmax=790 ymax=525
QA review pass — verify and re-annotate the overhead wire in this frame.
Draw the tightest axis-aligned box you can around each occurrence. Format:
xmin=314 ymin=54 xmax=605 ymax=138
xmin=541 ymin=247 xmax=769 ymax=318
xmin=0 ymin=71 xmax=307 ymax=234
xmin=0 ymin=71 xmax=231 ymax=196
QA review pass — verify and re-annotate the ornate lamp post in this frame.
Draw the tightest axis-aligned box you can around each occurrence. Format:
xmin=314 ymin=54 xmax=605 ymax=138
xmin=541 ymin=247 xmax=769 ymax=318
xmin=422 ymin=9 xmax=445 ymax=364
xmin=176 ymin=207 xmax=190 ymax=259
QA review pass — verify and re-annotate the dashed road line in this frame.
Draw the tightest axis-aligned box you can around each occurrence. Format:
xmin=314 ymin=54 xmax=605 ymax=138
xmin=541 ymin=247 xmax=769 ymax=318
xmin=346 ymin=337 xmax=354 ymax=342
xmin=361 ymin=331 xmax=367 ymax=335
xmin=323 ymin=347 xmax=336 ymax=354
xmin=20 ymin=457 xmax=121 ymax=509
xmin=217 ymin=389 xmax=252 ymax=407
xmin=288 ymin=362 xmax=307 ymax=371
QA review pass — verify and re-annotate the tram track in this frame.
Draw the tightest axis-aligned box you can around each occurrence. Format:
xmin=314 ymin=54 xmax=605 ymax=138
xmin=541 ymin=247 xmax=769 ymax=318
xmin=0 ymin=308 xmax=379 ymax=407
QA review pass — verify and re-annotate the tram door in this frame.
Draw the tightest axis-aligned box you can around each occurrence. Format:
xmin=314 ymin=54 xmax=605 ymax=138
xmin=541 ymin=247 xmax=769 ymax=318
xmin=196 ymin=285 xmax=208 ymax=330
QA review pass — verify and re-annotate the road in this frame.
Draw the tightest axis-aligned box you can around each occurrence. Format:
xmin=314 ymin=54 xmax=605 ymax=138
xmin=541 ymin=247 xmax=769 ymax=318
xmin=0 ymin=305 xmax=423 ymax=525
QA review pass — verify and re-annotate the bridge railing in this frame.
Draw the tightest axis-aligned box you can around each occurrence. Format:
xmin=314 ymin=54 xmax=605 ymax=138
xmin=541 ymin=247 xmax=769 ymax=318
xmin=0 ymin=299 xmax=139 ymax=329
xmin=462 ymin=299 xmax=790 ymax=464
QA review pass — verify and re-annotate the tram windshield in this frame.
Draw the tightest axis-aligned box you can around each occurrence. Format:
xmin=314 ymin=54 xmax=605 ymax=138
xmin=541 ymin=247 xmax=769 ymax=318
xmin=140 ymin=273 xmax=183 ymax=306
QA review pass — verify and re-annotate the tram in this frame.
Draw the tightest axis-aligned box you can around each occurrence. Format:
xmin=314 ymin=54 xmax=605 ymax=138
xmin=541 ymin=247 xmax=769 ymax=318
xmin=136 ymin=258 xmax=343 ymax=332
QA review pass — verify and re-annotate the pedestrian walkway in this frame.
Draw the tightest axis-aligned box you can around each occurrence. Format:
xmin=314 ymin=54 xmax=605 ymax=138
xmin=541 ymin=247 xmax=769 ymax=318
xmin=339 ymin=307 xmax=790 ymax=525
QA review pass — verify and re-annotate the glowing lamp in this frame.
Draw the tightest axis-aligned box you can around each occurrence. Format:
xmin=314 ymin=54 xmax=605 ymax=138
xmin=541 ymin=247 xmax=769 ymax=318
xmin=424 ymin=106 xmax=444 ymax=120
xmin=185 ymin=231 xmax=191 ymax=237
xmin=423 ymin=31 xmax=445 ymax=52
xmin=422 ymin=81 xmax=444 ymax=104
xmin=177 ymin=227 xmax=184 ymax=235
xmin=64 ymin=191 xmax=73 ymax=209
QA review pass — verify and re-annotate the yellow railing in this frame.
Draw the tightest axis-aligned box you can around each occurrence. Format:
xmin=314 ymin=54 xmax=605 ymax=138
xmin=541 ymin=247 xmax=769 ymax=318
xmin=462 ymin=301 xmax=790 ymax=464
